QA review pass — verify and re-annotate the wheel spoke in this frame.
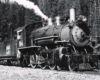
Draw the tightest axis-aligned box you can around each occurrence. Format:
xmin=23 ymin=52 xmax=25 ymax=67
xmin=56 ymin=65 xmax=62 ymax=71
xmin=49 ymin=64 xmax=56 ymax=70
xmin=68 ymin=61 xmax=79 ymax=71
xmin=30 ymin=64 xmax=37 ymax=68
xmin=30 ymin=53 xmax=37 ymax=69
xmin=39 ymin=63 xmax=46 ymax=69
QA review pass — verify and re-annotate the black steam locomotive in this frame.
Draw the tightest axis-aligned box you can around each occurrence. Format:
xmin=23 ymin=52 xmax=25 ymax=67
xmin=0 ymin=9 xmax=100 ymax=71
xmin=17 ymin=15 xmax=100 ymax=71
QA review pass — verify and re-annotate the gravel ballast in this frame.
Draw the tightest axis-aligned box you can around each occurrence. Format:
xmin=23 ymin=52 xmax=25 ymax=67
xmin=0 ymin=65 xmax=100 ymax=80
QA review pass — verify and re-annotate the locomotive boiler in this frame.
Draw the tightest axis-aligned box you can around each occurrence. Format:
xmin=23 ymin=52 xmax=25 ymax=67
xmin=16 ymin=8 xmax=100 ymax=71
xmin=31 ymin=17 xmax=90 ymax=47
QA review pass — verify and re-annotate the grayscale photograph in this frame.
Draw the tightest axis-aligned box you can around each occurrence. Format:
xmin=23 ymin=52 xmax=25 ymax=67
xmin=0 ymin=0 xmax=100 ymax=80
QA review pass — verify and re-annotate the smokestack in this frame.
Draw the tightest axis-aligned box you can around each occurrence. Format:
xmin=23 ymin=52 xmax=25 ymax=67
xmin=56 ymin=16 xmax=60 ymax=26
xmin=69 ymin=8 xmax=75 ymax=22
xmin=48 ymin=18 xmax=53 ymax=26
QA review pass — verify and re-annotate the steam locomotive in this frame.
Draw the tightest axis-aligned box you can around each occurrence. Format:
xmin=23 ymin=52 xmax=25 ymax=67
xmin=0 ymin=8 xmax=100 ymax=71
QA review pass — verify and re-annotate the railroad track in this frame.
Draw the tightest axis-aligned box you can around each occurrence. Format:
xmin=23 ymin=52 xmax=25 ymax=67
xmin=0 ymin=65 xmax=100 ymax=80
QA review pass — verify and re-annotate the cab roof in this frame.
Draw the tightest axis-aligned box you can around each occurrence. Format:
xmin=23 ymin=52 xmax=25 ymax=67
xmin=14 ymin=21 xmax=42 ymax=32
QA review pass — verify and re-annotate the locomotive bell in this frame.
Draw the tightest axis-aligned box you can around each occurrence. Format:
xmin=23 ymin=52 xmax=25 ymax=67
xmin=48 ymin=18 xmax=53 ymax=25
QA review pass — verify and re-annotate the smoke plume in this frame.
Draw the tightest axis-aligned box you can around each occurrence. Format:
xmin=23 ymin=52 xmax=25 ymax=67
xmin=1 ymin=0 xmax=48 ymax=20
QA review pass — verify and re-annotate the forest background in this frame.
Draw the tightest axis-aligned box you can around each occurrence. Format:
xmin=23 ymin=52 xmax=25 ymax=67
xmin=0 ymin=0 xmax=100 ymax=43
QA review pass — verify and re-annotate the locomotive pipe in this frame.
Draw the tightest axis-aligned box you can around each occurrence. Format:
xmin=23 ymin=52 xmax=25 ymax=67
xmin=69 ymin=8 xmax=75 ymax=22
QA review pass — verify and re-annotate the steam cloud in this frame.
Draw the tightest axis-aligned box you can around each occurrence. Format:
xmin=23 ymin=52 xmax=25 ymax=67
xmin=1 ymin=0 xmax=48 ymax=20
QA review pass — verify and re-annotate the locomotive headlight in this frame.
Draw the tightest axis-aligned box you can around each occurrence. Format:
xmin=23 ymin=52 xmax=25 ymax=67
xmin=77 ymin=15 xmax=87 ymax=22
xmin=82 ymin=16 xmax=87 ymax=22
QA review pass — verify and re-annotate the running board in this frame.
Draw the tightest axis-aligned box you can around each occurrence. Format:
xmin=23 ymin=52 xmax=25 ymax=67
xmin=34 ymin=36 xmax=58 ymax=41
xmin=55 ymin=40 xmax=69 ymax=44
xmin=18 ymin=46 xmax=41 ymax=53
